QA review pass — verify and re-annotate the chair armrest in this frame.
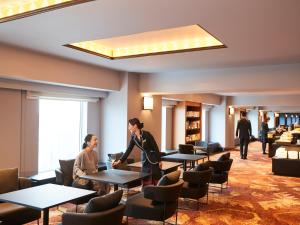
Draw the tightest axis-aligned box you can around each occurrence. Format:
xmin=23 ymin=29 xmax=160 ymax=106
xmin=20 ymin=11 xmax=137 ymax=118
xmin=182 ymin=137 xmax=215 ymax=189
xmin=55 ymin=168 xmax=64 ymax=185
xmin=18 ymin=177 xmax=32 ymax=189
xmin=143 ymin=180 xmax=183 ymax=202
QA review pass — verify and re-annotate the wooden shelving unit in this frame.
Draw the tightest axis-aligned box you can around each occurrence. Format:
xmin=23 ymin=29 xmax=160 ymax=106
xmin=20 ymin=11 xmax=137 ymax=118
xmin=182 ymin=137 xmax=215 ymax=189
xmin=173 ymin=101 xmax=202 ymax=148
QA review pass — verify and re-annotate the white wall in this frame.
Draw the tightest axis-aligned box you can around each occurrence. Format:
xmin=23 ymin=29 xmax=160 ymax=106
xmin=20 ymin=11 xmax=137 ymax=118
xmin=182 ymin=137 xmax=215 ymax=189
xmin=0 ymin=44 xmax=120 ymax=91
xmin=162 ymin=94 xmax=221 ymax=105
xmin=100 ymin=74 xmax=128 ymax=162
xmin=247 ymin=109 xmax=259 ymax=138
xmin=230 ymin=94 xmax=300 ymax=107
xmin=267 ymin=111 xmax=275 ymax=129
xmin=140 ymin=63 xmax=300 ymax=95
xmin=209 ymin=97 xmax=226 ymax=147
xmin=165 ymin=107 xmax=173 ymax=149
xmin=100 ymin=72 xmax=163 ymax=162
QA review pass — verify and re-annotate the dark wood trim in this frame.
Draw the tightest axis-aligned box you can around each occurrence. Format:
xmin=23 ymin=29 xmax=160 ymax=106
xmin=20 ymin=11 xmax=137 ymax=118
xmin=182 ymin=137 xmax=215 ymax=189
xmin=0 ymin=0 xmax=95 ymax=23
xmin=64 ymin=44 xmax=113 ymax=60
xmin=64 ymin=44 xmax=226 ymax=60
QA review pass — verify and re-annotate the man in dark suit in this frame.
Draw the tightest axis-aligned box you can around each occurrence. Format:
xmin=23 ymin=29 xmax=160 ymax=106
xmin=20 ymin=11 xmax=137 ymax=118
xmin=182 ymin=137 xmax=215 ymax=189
xmin=236 ymin=111 xmax=252 ymax=159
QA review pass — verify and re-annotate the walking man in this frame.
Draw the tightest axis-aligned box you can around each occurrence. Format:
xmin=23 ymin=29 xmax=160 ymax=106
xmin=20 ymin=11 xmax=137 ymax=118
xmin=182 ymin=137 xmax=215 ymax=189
xmin=236 ymin=111 xmax=252 ymax=159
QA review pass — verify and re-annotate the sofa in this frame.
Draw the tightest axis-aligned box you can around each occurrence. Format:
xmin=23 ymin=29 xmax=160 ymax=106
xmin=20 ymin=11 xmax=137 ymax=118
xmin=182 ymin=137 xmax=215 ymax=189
xmin=0 ymin=168 xmax=41 ymax=225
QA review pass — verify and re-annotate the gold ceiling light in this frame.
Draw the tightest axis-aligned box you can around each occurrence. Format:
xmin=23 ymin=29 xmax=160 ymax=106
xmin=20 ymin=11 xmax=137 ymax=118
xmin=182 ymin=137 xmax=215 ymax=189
xmin=65 ymin=24 xmax=226 ymax=60
xmin=0 ymin=0 xmax=94 ymax=23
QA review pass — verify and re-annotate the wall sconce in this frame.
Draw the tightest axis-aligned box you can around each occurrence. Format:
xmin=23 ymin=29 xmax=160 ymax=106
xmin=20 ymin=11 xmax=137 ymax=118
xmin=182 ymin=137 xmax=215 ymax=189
xmin=228 ymin=106 xmax=234 ymax=116
xmin=274 ymin=112 xmax=279 ymax=117
xmin=143 ymin=96 xmax=153 ymax=110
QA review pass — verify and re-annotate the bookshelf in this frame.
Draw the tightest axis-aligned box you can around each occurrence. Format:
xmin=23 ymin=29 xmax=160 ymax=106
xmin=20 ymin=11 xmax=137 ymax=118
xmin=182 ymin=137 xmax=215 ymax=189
xmin=173 ymin=101 xmax=202 ymax=148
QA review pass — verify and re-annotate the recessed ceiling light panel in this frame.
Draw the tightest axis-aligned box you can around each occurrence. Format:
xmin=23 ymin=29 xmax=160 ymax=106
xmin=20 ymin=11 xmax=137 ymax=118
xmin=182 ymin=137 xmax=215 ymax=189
xmin=0 ymin=0 xmax=94 ymax=23
xmin=65 ymin=25 xmax=226 ymax=60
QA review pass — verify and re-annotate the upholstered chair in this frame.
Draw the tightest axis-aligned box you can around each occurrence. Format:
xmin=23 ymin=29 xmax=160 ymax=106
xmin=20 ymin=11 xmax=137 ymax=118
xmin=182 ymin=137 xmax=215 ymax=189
xmin=0 ymin=168 xmax=41 ymax=225
xmin=61 ymin=190 xmax=125 ymax=225
xmin=208 ymin=153 xmax=233 ymax=193
xmin=124 ymin=170 xmax=183 ymax=225
xmin=55 ymin=159 xmax=97 ymax=211
xmin=180 ymin=161 xmax=212 ymax=210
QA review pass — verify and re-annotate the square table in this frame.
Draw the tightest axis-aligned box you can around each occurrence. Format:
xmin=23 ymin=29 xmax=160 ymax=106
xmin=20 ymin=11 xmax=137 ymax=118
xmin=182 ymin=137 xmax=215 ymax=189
xmin=127 ymin=161 xmax=182 ymax=175
xmin=80 ymin=169 xmax=149 ymax=191
xmin=162 ymin=153 xmax=207 ymax=171
xmin=0 ymin=184 xmax=95 ymax=225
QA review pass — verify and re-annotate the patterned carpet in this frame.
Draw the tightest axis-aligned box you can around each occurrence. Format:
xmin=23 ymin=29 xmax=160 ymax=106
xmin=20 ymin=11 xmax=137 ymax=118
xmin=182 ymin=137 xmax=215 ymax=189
xmin=26 ymin=142 xmax=300 ymax=225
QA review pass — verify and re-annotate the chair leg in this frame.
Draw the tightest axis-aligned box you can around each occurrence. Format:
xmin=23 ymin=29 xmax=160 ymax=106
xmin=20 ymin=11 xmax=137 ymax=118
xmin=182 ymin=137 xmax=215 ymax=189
xmin=197 ymin=199 xmax=200 ymax=210
xmin=176 ymin=201 xmax=178 ymax=225
xmin=126 ymin=216 xmax=128 ymax=224
xmin=221 ymin=183 xmax=223 ymax=193
xmin=76 ymin=204 xmax=78 ymax=212
xmin=206 ymin=191 xmax=209 ymax=204
xmin=37 ymin=219 xmax=39 ymax=225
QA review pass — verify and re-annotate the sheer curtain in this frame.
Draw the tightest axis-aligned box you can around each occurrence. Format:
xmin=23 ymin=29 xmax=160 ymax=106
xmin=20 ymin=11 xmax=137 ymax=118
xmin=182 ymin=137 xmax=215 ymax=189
xmin=38 ymin=98 xmax=87 ymax=172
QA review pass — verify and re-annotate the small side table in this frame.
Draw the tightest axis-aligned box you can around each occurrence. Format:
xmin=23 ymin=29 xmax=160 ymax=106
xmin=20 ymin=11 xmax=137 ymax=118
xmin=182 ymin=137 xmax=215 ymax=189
xmin=30 ymin=171 xmax=56 ymax=186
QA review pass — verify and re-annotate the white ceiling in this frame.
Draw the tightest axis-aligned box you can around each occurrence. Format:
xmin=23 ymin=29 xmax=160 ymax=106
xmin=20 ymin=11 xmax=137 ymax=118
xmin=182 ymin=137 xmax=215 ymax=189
xmin=0 ymin=0 xmax=299 ymax=74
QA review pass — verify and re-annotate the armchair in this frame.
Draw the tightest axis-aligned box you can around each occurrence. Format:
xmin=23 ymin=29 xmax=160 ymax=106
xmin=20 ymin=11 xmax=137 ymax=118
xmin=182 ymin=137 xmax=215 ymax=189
xmin=208 ymin=153 xmax=233 ymax=193
xmin=62 ymin=190 xmax=125 ymax=225
xmin=125 ymin=170 xmax=183 ymax=225
xmin=55 ymin=159 xmax=97 ymax=211
xmin=194 ymin=141 xmax=210 ymax=160
xmin=178 ymin=144 xmax=194 ymax=154
xmin=180 ymin=164 xmax=212 ymax=210
xmin=0 ymin=168 xmax=41 ymax=225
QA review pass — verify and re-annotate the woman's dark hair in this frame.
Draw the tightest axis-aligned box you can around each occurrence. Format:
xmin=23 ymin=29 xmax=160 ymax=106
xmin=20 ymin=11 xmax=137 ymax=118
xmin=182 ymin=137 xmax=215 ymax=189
xmin=241 ymin=111 xmax=247 ymax=117
xmin=128 ymin=118 xmax=144 ymax=129
xmin=82 ymin=134 xmax=94 ymax=149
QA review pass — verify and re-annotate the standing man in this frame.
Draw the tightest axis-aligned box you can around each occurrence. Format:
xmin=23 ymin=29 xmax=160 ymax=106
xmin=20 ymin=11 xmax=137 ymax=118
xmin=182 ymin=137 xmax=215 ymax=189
xmin=261 ymin=117 xmax=270 ymax=154
xmin=236 ymin=111 xmax=252 ymax=159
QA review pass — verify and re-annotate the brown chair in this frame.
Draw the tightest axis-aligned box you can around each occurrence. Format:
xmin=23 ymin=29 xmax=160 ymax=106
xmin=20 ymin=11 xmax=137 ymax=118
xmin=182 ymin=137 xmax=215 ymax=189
xmin=208 ymin=153 xmax=233 ymax=193
xmin=62 ymin=190 xmax=125 ymax=225
xmin=180 ymin=162 xmax=212 ymax=210
xmin=0 ymin=168 xmax=41 ymax=225
xmin=178 ymin=144 xmax=194 ymax=154
xmin=124 ymin=170 xmax=183 ymax=225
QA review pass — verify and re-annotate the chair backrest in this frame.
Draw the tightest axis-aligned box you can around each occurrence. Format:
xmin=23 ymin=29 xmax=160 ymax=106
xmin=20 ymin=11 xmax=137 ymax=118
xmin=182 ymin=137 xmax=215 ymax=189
xmin=0 ymin=168 xmax=19 ymax=194
xmin=195 ymin=141 xmax=208 ymax=148
xmin=107 ymin=152 xmax=123 ymax=161
xmin=209 ymin=158 xmax=233 ymax=172
xmin=59 ymin=159 xmax=75 ymax=186
xmin=183 ymin=168 xmax=212 ymax=186
xmin=62 ymin=204 xmax=125 ymax=225
xmin=178 ymin=144 xmax=194 ymax=154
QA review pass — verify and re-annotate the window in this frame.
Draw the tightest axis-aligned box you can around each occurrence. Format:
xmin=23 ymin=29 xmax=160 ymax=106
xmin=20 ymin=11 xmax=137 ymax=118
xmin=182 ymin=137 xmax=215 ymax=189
xmin=38 ymin=98 xmax=87 ymax=172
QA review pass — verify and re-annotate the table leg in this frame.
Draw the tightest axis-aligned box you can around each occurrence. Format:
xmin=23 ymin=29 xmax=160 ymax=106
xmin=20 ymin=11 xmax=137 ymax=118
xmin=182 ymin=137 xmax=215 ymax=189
xmin=183 ymin=161 xmax=186 ymax=171
xmin=43 ymin=208 xmax=49 ymax=225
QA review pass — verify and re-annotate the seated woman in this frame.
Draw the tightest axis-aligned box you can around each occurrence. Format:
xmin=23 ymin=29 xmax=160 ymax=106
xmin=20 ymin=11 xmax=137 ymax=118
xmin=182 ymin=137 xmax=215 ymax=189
xmin=73 ymin=134 xmax=110 ymax=195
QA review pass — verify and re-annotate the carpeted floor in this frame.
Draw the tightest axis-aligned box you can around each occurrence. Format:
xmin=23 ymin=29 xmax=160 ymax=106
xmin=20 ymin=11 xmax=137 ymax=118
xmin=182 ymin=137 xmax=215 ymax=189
xmin=26 ymin=142 xmax=300 ymax=225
